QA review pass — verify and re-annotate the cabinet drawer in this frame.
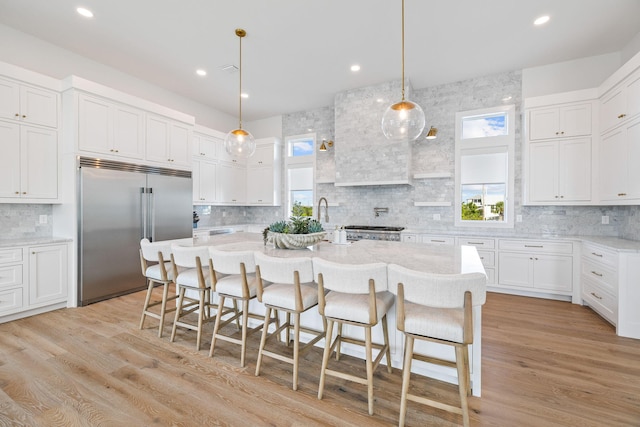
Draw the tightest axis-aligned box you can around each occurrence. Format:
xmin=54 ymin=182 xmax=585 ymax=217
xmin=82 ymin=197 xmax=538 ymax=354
xmin=0 ymin=248 xmax=22 ymax=265
xmin=0 ymin=287 xmax=24 ymax=314
xmin=582 ymin=243 xmax=618 ymax=268
xmin=498 ymin=240 xmax=573 ymax=254
xmin=0 ymin=264 xmax=23 ymax=289
xmin=581 ymin=259 xmax=617 ymax=295
xmin=421 ymin=235 xmax=455 ymax=246
xmin=456 ymin=237 xmax=495 ymax=249
xmin=484 ymin=267 xmax=495 ymax=285
xmin=582 ymin=277 xmax=616 ymax=325
xmin=477 ymin=250 xmax=495 ymax=267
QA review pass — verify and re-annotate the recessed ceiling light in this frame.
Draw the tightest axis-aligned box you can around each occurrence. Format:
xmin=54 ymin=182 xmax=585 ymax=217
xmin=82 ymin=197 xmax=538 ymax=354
xmin=376 ymin=98 xmax=384 ymax=103
xmin=241 ymin=93 xmax=249 ymax=99
xmin=534 ymin=15 xmax=550 ymax=26
xmin=77 ymin=7 xmax=94 ymax=18
xmin=196 ymin=69 xmax=207 ymax=76
xmin=350 ymin=64 xmax=361 ymax=72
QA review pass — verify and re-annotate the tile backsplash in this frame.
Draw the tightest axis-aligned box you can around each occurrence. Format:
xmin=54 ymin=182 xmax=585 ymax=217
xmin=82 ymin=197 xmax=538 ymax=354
xmin=0 ymin=204 xmax=53 ymax=239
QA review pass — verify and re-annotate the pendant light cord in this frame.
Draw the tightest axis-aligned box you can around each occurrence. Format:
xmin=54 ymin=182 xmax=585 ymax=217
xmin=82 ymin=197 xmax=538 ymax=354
xmin=238 ymin=32 xmax=243 ymax=130
xmin=401 ymin=0 xmax=405 ymax=102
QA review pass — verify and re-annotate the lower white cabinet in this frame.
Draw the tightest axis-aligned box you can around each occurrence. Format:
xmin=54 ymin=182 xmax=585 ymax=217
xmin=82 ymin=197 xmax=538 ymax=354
xmin=456 ymin=237 xmax=496 ymax=285
xmin=0 ymin=242 xmax=69 ymax=321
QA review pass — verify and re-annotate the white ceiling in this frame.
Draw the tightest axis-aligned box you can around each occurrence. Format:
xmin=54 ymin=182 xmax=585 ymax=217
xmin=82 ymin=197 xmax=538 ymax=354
xmin=1 ymin=0 xmax=640 ymax=121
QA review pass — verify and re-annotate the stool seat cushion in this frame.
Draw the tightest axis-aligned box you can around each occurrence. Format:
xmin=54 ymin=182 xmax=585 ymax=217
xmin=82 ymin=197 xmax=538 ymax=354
xmin=175 ymin=267 xmax=211 ymax=289
xmin=404 ymin=302 xmax=464 ymax=343
xmin=262 ymin=282 xmax=318 ymax=311
xmin=216 ymin=273 xmax=258 ymax=298
xmin=145 ymin=261 xmax=176 ymax=281
xmin=324 ymin=290 xmax=394 ymax=325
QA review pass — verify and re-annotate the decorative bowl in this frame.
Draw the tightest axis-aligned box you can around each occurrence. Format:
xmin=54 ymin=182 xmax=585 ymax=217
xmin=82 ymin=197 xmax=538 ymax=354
xmin=267 ymin=231 xmax=326 ymax=249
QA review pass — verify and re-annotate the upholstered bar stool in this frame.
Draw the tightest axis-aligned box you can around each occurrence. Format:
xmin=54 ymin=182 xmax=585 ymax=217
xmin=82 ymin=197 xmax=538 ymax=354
xmin=387 ymin=264 xmax=486 ymax=427
xmin=208 ymin=248 xmax=265 ymax=367
xmin=169 ymin=245 xmax=235 ymax=351
xmin=139 ymin=238 xmax=178 ymax=337
xmin=254 ymin=252 xmax=326 ymax=390
xmin=312 ymin=258 xmax=393 ymax=416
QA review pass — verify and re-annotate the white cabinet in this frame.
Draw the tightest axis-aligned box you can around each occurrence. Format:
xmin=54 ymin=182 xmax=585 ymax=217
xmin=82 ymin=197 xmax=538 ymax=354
xmin=529 ymin=103 xmax=592 ymax=141
xmin=600 ymin=69 xmax=640 ymax=134
xmin=598 ymin=117 xmax=640 ymax=203
xmin=77 ymin=93 xmax=144 ymax=160
xmin=29 ymin=244 xmax=68 ymax=307
xmin=192 ymin=131 xmax=219 ymax=160
xmin=245 ymin=138 xmax=281 ymax=206
xmin=456 ymin=237 xmax=496 ymax=285
xmin=498 ymin=239 xmax=573 ymax=295
xmin=527 ymin=137 xmax=591 ymax=203
xmin=0 ymin=248 xmax=25 ymax=316
xmin=0 ymin=121 xmax=58 ymax=200
xmin=193 ymin=159 xmax=217 ymax=204
xmin=216 ymin=161 xmax=246 ymax=204
xmin=145 ymin=114 xmax=191 ymax=169
xmin=0 ymin=77 xmax=59 ymax=128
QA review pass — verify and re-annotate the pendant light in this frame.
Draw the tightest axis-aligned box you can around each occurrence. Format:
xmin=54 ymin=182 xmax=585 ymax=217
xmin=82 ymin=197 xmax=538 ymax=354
xmin=381 ymin=0 xmax=425 ymax=141
xmin=224 ymin=28 xmax=256 ymax=158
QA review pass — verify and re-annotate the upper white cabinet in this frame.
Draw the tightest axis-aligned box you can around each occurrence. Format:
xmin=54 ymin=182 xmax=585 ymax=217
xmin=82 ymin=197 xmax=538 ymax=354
xmin=216 ymin=161 xmax=246 ymax=204
xmin=145 ymin=114 xmax=191 ymax=169
xmin=0 ymin=121 xmax=58 ymax=201
xmin=77 ymin=93 xmax=144 ymax=160
xmin=598 ymin=117 xmax=640 ymax=203
xmin=528 ymin=103 xmax=592 ymax=141
xmin=192 ymin=131 xmax=219 ymax=161
xmin=0 ymin=77 xmax=59 ymax=128
xmin=193 ymin=159 xmax=217 ymax=204
xmin=599 ymin=69 xmax=640 ymax=134
xmin=245 ymin=138 xmax=282 ymax=206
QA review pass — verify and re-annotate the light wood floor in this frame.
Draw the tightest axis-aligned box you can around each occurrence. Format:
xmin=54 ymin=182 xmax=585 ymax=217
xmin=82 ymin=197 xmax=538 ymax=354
xmin=0 ymin=289 xmax=639 ymax=426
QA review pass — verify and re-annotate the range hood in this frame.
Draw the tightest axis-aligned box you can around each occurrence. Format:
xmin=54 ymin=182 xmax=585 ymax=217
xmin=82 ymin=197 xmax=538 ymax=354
xmin=334 ymin=80 xmax=413 ymax=187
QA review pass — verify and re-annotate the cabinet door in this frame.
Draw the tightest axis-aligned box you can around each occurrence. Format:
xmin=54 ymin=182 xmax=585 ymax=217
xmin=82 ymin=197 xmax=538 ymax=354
xmin=29 ymin=244 xmax=68 ymax=306
xmin=194 ymin=160 xmax=217 ymax=203
xmin=21 ymin=126 xmax=58 ymax=199
xmin=193 ymin=134 xmax=218 ymax=160
xmin=498 ymin=252 xmax=532 ymax=287
xmin=626 ymin=119 xmax=640 ymax=199
xmin=78 ymin=94 xmax=112 ymax=154
xmin=558 ymin=138 xmax=591 ymax=201
xmin=216 ymin=162 xmax=235 ymax=203
xmin=0 ymin=78 xmax=20 ymax=122
xmin=112 ymin=104 xmax=144 ymax=159
xmin=528 ymin=141 xmax=558 ymax=201
xmin=20 ymin=85 xmax=58 ymax=128
xmin=246 ymin=167 xmax=273 ymax=204
xmin=599 ymin=127 xmax=627 ymax=201
xmin=529 ymin=108 xmax=559 ymax=140
xmin=248 ymin=144 xmax=273 ymax=167
xmin=0 ymin=121 xmax=21 ymax=198
xmin=168 ymin=122 xmax=191 ymax=167
xmin=626 ymin=72 xmax=640 ymax=122
xmin=532 ymin=254 xmax=572 ymax=292
xmin=145 ymin=115 xmax=170 ymax=163
xmin=600 ymin=86 xmax=626 ymax=133
xmin=559 ymin=104 xmax=591 ymax=137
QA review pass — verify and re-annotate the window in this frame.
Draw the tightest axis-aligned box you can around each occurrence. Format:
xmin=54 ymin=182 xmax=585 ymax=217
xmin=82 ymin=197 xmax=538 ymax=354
xmin=284 ymin=134 xmax=316 ymax=218
xmin=455 ymin=105 xmax=515 ymax=228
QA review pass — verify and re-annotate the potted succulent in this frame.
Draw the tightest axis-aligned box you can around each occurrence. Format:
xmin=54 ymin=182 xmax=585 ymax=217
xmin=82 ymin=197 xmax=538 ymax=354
xmin=264 ymin=213 xmax=325 ymax=249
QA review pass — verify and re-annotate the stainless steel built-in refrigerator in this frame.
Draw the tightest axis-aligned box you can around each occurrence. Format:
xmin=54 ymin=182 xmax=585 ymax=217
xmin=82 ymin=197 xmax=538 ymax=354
xmin=78 ymin=157 xmax=192 ymax=306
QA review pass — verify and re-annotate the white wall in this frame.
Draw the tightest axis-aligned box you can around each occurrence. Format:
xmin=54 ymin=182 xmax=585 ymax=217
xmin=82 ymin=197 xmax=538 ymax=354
xmin=246 ymin=116 xmax=283 ymax=139
xmin=522 ymin=52 xmax=621 ymax=98
xmin=621 ymin=31 xmax=640 ymax=65
xmin=0 ymin=24 xmax=236 ymax=130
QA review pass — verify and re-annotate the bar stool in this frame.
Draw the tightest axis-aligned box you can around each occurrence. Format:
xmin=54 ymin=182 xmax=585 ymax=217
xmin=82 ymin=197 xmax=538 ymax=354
xmin=387 ymin=264 xmax=486 ymax=427
xmin=208 ymin=248 xmax=265 ymax=367
xmin=312 ymin=258 xmax=393 ymax=416
xmin=254 ymin=252 xmax=326 ymax=390
xmin=139 ymin=238 xmax=178 ymax=337
xmin=169 ymin=245 xmax=236 ymax=351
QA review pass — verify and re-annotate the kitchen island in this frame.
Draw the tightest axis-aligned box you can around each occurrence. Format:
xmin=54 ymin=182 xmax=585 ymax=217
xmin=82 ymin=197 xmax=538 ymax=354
xmin=177 ymin=231 xmax=487 ymax=395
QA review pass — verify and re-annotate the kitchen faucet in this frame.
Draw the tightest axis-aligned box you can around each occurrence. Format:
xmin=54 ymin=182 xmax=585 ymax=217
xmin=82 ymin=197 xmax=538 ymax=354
xmin=317 ymin=197 xmax=329 ymax=222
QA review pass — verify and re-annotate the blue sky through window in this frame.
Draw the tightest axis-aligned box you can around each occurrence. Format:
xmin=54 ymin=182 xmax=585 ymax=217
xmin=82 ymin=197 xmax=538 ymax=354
xmin=291 ymin=139 xmax=314 ymax=156
xmin=462 ymin=113 xmax=507 ymax=139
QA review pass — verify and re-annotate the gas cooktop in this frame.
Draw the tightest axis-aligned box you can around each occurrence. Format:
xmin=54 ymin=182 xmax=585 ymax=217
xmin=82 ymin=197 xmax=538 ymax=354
xmin=344 ymin=225 xmax=405 ymax=232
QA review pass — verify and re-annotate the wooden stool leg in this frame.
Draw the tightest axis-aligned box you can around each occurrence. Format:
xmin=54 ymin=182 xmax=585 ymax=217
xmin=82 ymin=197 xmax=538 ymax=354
xmin=318 ymin=319 xmax=334 ymax=400
xmin=399 ymin=334 xmax=414 ymax=427
xmin=240 ymin=299 xmax=249 ymax=367
xmin=157 ymin=282 xmax=170 ymax=338
xmin=456 ymin=345 xmax=471 ymax=427
xmin=382 ymin=314 xmax=392 ymax=373
xmin=170 ymin=287 xmax=185 ymax=343
xmin=139 ymin=280 xmax=154 ymax=330
xmin=335 ymin=322 xmax=343 ymax=360
xmin=292 ymin=312 xmax=301 ymax=391
xmin=196 ymin=289 xmax=205 ymax=351
xmin=209 ymin=295 xmax=226 ymax=357
xmin=365 ymin=326 xmax=374 ymax=416
xmin=255 ymin=306 xmax=272 ymax=377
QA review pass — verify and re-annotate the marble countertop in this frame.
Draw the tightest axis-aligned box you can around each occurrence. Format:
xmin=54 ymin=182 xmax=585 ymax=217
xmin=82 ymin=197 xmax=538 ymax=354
xmin=0 ymin=236 xmax=73 ymax=248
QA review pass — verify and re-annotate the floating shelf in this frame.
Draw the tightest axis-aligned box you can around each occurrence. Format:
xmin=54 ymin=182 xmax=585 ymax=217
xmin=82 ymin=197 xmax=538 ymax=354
xmin=316 ymin=178 xmax=335 ymax=184
xmin=412 ymin=172 xmax=452 ymax=179
xmin=413 ymin=201 xmax=452 ymax=207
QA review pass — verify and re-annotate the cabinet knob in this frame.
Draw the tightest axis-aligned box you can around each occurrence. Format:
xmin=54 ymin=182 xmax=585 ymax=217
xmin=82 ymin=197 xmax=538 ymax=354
xmin=22 ymin=115 xmax=26 ymax=118
xmin=15 ymin=191 xmax=19 ymax=194
xmin=560 ymin=131 xmax=564 ymax=135
xmin=555 ymin=195 xmax=559 ymax=198
xmin=555 ymin=131 xmax=559 ymax=135
xmin=22 ymin=192 xmax=27 ymax=194
xmin=560 ymin=195 xmax=564 ymax=198
xmin=15 ymin=113 xmax=19 ymax=117
xmin=618 ymin=193 xmax=627 ymax=197
xmin=618 ymin=113 xmax=626 ymax=119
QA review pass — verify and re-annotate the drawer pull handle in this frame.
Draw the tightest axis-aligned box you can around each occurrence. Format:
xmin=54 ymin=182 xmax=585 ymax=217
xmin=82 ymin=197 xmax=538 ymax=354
xmin=590 ymin=292 xmax=602 ymax=300
xmin=431 ymin=239 xmax=445 ymax=243
xmin=467 ymin=242 xmax=484 ymax=245
xmin=591 ymin=252 xmax=603 ymax=257
xmin=525 ymin=245 xmax=543 ymax=248
xmin=591 ymin=271 xmax=603 ymax=277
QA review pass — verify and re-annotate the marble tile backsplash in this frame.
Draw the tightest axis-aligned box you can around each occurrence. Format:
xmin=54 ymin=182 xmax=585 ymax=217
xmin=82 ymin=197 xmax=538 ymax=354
xmin=0 ymin=204 xmax=53 ymax=239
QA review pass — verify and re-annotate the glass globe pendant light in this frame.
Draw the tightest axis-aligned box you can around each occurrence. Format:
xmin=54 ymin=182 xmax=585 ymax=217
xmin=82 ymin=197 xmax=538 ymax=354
xmin=381 ymin=0 xmax=425 ymax=141
xmin=224 ymin=28 xmax=256 ymax=158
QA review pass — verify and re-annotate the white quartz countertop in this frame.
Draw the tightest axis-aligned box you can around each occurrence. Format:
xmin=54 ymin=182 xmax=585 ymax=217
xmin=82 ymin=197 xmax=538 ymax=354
xmin=0 ymin=236 xmax=73 ymax=248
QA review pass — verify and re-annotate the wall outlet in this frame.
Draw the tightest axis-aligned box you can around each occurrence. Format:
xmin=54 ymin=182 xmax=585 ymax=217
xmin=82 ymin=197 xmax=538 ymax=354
xmin=39 ymin=215 xmax=47 ymax=224
xmin=243 ymin=211 xmax=246 ymax=217
xmin=433 ymin=214 xmax=441 ymax=221
xmin=516 ymin=215 xmax=523 ymax=223
xmin=222 ymin=211 xmax=226 ymax=217
xmin=602 ymin=215 xmax=609 ymax=224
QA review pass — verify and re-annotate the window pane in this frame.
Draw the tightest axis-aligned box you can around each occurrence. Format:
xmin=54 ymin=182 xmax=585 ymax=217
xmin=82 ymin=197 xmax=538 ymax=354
xmin=289 ymin=139 xmax=314 ymax=157
xmin=291 ymin=191 xmax=313 ymax=216
xmin=462 ymin=113 xmax=507 ymax=139
xmin=461 ymin=184 xmax=505 ymax=221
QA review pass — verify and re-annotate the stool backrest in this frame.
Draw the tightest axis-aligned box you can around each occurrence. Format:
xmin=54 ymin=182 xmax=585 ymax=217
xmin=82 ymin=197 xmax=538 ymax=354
xmin=209 ymin=248 xmax=256 ymax=275
xmin=171 ymin=244 xmax=210 ymax=269
xmin=312 ymin=257 xmax=388 ymax=294
xmin=140 ymin=238 xmax=173 ymax=262
xmin=254 ymin=252 xmax=313 ymax=284
xmin=387 ymin=264 xmax=487 ymax=308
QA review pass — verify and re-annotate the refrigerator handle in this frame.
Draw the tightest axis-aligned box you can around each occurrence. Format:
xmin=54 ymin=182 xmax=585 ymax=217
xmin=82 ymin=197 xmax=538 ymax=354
xmin=148 ymin=187 xmax=155 ymax=242
xmin=140 ymin=187 xmax=148 ymax=240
